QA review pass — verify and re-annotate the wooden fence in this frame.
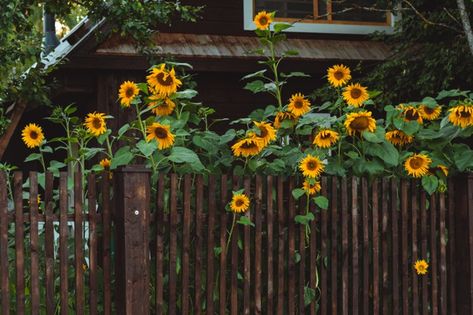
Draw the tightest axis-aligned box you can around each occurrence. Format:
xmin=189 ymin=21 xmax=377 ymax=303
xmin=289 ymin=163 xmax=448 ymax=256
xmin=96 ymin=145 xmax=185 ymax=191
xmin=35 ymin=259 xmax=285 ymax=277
xmin=0 ymin=166 xmax=473 ymax=314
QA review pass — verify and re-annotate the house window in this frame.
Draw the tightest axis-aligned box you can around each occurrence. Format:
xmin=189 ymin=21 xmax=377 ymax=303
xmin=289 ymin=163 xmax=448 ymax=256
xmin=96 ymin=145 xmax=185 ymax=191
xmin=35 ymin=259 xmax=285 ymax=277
xmin=243 ymin=0 xmax=396 ymax=34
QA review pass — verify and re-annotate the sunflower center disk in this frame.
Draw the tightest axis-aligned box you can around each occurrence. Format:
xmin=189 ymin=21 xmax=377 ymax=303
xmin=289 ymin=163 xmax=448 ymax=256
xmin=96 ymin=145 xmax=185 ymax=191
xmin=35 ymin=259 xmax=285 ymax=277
xmin=459 ymin=110 xmax=471 ymax=118
xmin=423 ymin=107 xmax=434 ymax=114
xmin=405 ymin=109 xmax=419 ymax=121
xmin=259 ymin=17 xmax=268 ymax=25
xmin=241 ymin=142 xmax=257 ymax=150
xmin=92 ymin=118 xmax=102 ymax=129
xmin=294 ymin=100 xmax=303 ymax=109
xmin=409 ymin=157 xmax=423 ymax=169
xmin=125 ymin=88 xmax=135 ymax=98
xmin=154 ymin=128 xmax=168 ymax=139
xmin=350 ymin=117 xmax=369 ymax=131
xmin=307 ymin=161 xmax=316 ymax=170
xmin=235 ymin=199 xmax=244 ymax=207
xmin=156 ymin=73 xmax=174 ymax=86
xmin=259 ymin=128 xmax=268 ymax=138
xmin=350 ymin=88 xmax=362 ymax=99
xmin=334 ymin=71 xmax=344 ymax=80
xmin=29 ymin=131 xmax=38 ymax=139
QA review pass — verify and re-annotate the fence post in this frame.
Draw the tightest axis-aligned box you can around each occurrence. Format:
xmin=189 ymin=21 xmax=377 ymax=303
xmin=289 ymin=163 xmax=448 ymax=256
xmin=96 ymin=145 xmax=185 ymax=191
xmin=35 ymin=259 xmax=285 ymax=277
xmin=454 ymin=173 xmax=473 ymax=314
xmin=114 ymin=165 xmax=151 ymax=315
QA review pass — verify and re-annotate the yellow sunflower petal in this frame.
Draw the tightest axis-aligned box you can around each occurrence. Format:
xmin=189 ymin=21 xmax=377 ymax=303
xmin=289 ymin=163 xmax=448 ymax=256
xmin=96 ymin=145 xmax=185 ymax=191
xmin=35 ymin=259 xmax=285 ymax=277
xmin=299 ymin=154 xmax=324 ymax=178
xmin=404 ymin=154 xmax=432 ymax=178
xmin=21 ymin=123 xmax=45 ymax=148
xmin=342 ymin=83 xmax=369 ymax=107
xmin=344 ymin=111 xmax=377 ymax=136
xmin=288 ymin=93 xmax=311 ymax=117
xmin=253 ymin=11 xmax=273 ymax=30
xmin=327 ymin=64 xmax=351 ymax=87
xmin=146 ymin=122 xmax=175 ymax=149
xmin=118 ymin=81 xmax=139 ymax=107
xmin=230 ymin=193 xmax=250 ymax=213
xmin=313 ymin=129 xmax=339 ymax=148
xmin=84 ymin=112 xmax=107 ymax=137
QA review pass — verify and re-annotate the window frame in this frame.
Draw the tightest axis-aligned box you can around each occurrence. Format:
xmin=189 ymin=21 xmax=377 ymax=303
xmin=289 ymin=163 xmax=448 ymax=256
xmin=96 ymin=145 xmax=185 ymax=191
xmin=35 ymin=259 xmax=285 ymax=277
xmin=243 ymin=0 xmax=397 ymax=34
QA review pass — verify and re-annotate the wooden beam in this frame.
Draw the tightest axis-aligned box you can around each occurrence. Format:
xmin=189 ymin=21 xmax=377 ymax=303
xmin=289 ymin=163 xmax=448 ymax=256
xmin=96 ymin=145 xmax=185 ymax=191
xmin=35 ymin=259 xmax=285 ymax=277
xmin=0 ymin=101 xmax=27 ymax=160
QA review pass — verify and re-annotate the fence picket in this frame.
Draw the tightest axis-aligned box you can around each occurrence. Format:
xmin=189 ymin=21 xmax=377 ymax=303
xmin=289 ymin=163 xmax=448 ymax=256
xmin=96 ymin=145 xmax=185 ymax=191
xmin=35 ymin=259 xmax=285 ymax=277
xmin=412 ymin=182 xmax=419 ymax=314
xmin=440 ymin=192 xmax=447 ymax=315
xmin=0 ymin=172 xmax=9 ymax=315
xmin=431 ymin=194 xmax=439 ymax=315
xmin=255 ymin=175 xmax=263 ymax=315
xmin=298 ymin=184 xmax=306 ymax=314
xmin=331 ymin=177 xmax=339 ymax=315
xmin=401 ymin=180 xmax=409 ymax=315
xmin=14 ymin=172 xmax=25 ymax=314
xmin=207 ymin=175 xmax=217 ymax=315
xmin=74 ymin=173 xmax=84 ymax=315
xmin=88 ymin=174 xmax=98 ymax=315
xmin=321 ymin=177 xmax=328 ymax=315
xmin=420 ymin=191 xmax=428 ymax=315
xmin=155 ymin=174 xmax=165 ymax=315
xmin=44 ymin=172 xmax=55 ymax=314
xmin=29 ymin=172 xmax=40 ymax=313
xmin=195 ymin=175 xmax=203 ymax=315
xmin=59 ymin=172 xmax=68 ymax=315
xmin=351 ymin=177 xmax=359 ymax=315
xmin=231 ymin=175 xmax=240 ymax=315
xmin=362 ymin=178 xmax=369 ymax=314
xmin=309 ymin=179 xmax=318 ymax=315
xmin=219 ymin=174 xmax=228 ymax=315
xmin=287 ymin=177 xmax=296 ymax=315
xmin=169 ymin=173 xmax=178 ymax=315
xmin=266 ymin=175 xmax=274 ymax=315
xmin=372 ymin=179 xmax=380 ymax=315
xmin=381 ymin=179 xmax=389 ymax=315
xmin=447 ymin=180 xmax=457 ymax=315
xmin=182 ymin=175 xmax=191 ymax=315
xmin=102 ymin=172 xmax=112 ymax=315
xmin=391 ymin=178 xmax=400 ymax=315
xmin=276 ymin=176 xmax=285 ymax=315
xmin=341 ymin=178 xmax=348 ymax=315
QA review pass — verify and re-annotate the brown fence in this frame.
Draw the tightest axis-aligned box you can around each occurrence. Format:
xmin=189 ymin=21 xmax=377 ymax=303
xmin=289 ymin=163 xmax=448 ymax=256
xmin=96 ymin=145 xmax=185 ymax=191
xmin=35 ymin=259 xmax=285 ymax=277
xmin=0 ymin=167 xmax=473 ymax=314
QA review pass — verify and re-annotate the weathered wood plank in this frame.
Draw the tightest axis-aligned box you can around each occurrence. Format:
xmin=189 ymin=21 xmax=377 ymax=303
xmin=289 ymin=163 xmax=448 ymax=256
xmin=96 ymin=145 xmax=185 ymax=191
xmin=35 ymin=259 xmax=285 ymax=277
xmin=420 ymin=191 xmax=428 ymax=315
xmin=321 ymin=177 xmax=328 ymax=315
xmin=381 ymin=179 xmax=389 ymax=315
xmin=391 ymin=178 xmax=400 ymax=315
xmin=331 ymin=177 xmax=338 ymax=315
xmin=440 ymin=192 xmax=447 ymax=315
xmin=155 ymin=174 xmax=165 ymax=315
xmin=182 ymin=175 xmax=191 ymax=315
xmin=372 ymin=179 xmax=380 ymax=315
xmin=267 ymin=175 xmax=275 ymax=315
xmin=447 ymin=180 xmax=456 ymax=315
xmin=0 ymin=172 xmax=9 ymax=315
xmin=287 ymin=177 xmax=296 ymax=315
xmin=195 ymin=175 xmax=203 ymax=315
xmin=29 ymin=172 xmax=40 ymax=313
xmin=254 ymin=175 xmax=263 ymax=315
xmin=169 ymin=174 xmax=178 ymax=315
xmin=231 ymin=175 xmax=240 ymax=315
xmin=219 ymin=174 xmax=228 ymax=315
xmin=14 ymin=172 xmax=25 ymax=313
xmin=277 ymin=176 xmax=285 ymax=315
xmin=102 ymin=172 xmax=112 ymax=315
xmin=207 ymin=175 xmax=217 ymax=315
xmin=74 ymin=173 xmax=84 ymax=315
xmin=59 ymin=172 xmax=69 ymax=315
xmin=362 ymin=178 xmax=369 ymax=314
xmin=88 ymin=174 xmax=98 ymax=315
xmin=411 ymin=182 xmax=419 ymax=315
xmin=44 ymin=172 xmax=55 ymax=315
xmin=431 ymin=194 xmax=439 ymax=315
xmin=351 ymin=177 xmax=359 ymax=315
xmin=401 ymin=180 xmax=409 ymax=315
xmin=341 ymin=178 xmax=348 ymax=315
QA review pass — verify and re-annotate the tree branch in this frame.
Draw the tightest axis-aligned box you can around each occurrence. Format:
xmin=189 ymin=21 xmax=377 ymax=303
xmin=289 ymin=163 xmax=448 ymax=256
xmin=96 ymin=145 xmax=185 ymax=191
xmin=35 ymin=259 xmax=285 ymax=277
xmin=456 ymin=0 xmax=473 ymax=57
xmin=403 ymin=0 xmax=463 ymax=33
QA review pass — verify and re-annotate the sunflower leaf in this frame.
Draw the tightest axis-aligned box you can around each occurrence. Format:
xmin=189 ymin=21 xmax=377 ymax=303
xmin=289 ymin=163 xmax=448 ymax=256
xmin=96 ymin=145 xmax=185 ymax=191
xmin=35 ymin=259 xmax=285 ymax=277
xmin=136 ymin=140 xmax=157 ymax=157
xmin=452 ymin=144 xmax=473 ymax=171
xmin=295 ymin=213 xmax=315 ymax=226
xmin=273 ymin=22 xmax=292 ymax=33
xmin=422 ymin=175 xmax=439 ymax=195
xmin=25 ymin=153 xmax=42 ymax=163
xmin=168 ymin=146 xmax=205 ymax=172
xmin=422 ymin=97 xmax=437 ymax=108
xmin=292 ymin=188 xmax=306 ymax=200
xmin=237 ymin=216 xmax=255 ymax=227
xmin=313 ymin=196 xmax=329 ymax=209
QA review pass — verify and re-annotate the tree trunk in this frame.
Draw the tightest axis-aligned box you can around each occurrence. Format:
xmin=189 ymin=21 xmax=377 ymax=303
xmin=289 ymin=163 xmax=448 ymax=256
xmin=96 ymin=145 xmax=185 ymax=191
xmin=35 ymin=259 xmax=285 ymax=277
xmin=457 ymin=0 xmax=473 ymax=57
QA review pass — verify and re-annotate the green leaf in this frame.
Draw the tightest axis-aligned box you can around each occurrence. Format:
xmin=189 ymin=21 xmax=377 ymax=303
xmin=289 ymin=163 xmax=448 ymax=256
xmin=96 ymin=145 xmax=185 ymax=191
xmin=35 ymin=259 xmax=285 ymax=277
xmin=362 ymin=131 xmax=383 ymax=143
xmin=175 ymin=89 xmax=198 ymax=99
xmin=41 ymin=146 xmax=53 ymax=153
xmin=422 ymin=175 xmax=439 ymax=195
xmin=111 ymin=146 xmax=134 ymax=169
xmin=273 ymin=22 xmax=292 ymax=33
xmin=304 ymin=286 xmax=316 ymax=306
xmin=168 ymin=146 xmax=205 ymax=172
xmin=118 ymin=123 xmax=130 ymax=137
xmin=365 ymin=142 xmax=399 ymax=167
xmin=244 ymin=80 xmax=265 ymax=93
xmin=281 ymin=72 xmax=310 ymax=78
xmin=48 ymin=160 xmax=66 ymax=171
xmin=292 ymin=188 xmax=306 ymax=200
xmin=453 ymin=144 xmax=473 ymax=171
xmin=241 ymin=70 xmax=267 ymax=80
xmin=421 ymin=96 xmax=437 ymax=108
xmin=237 ymin=216 xmax=255 ymax=227
xmin=313 ymin=196 xmax=329 ymax=209
xmin=295 ymin=213 xmax=315 ymax=226
xmin=136 ymin=140 xmax=157 ymax=157
xmin=25 ymin=153 xmax=42 ymax=162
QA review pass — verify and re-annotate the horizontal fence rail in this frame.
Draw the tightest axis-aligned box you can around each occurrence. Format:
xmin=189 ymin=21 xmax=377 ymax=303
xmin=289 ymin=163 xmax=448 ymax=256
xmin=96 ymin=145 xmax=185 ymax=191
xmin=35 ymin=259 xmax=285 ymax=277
xmin=0 ymin=168 xmax=472 ymax=314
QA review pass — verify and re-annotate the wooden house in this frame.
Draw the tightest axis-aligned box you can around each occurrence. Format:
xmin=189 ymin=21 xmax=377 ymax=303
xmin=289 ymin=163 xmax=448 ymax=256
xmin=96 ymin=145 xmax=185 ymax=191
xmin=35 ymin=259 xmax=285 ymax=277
xmin=1 ymin=0 xmax=391 ymax=164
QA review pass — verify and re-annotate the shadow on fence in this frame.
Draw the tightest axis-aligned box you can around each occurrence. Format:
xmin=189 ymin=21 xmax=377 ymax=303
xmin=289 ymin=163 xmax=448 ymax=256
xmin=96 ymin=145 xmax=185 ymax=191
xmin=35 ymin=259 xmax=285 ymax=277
xmin=0 ymin=166 xmax=472 ymax=314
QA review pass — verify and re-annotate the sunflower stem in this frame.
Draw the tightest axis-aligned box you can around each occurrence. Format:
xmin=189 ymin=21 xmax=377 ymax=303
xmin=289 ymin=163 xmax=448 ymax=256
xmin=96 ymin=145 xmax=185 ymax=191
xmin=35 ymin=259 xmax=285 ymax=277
xmin=134 ymin=103 xmax=158 ymax=172
xmin=268 ymin=32 xmax=283 ymax=110
xmin=225 ymin=213 xmax=237 ymax=258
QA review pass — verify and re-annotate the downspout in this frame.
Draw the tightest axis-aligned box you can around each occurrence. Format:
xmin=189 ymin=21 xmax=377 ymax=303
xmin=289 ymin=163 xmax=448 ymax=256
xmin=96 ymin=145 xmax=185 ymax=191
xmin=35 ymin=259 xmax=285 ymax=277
xmin=41 ymin=7 xmax=59 ymax=58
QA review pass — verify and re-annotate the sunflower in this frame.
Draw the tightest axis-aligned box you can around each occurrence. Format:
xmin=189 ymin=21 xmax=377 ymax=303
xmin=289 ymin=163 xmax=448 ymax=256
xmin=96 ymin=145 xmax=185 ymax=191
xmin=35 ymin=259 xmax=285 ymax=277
xmin=253 ymin=11 xmax=273 ymax=30
xmin=274 ymin=111 xmax=298 ymax=129
xmin=146 ymin=64 xmax=182 ymax=97
xmin=419 ymin=105 xmax=441 ymax=120
xmin=313 ymin=129 xmax=339 ymax=148
xmin=342 ymin=83 xmax=369 ymax=107
xmin=299 ymin=154 xmax=324 ymax=178
xmin=398 ymin=105 xmax=423 ymax=124
xmin=146 ymin=123 xmax=175 ymax=150
xmin=230 ymin=193 xmax=250 ymax=213
xmin=385 ymin=130 xmax=414 ymax=146
xmin=148 ymin=95 xmax=176 ymax=116
xmin=84 ymin=112 xmax=107 ymax=137
xmin=100 ymin=158 xmax=111 ymax=169
xmin=21 ymin=123 xmax=45 ymax=148
xmin=430 ymin=164 xmax=449 ymax=177
xmin=253 ymin=121 xmax=277 ymax=146
xmin=344 ymin=111 xmax=377 ymax=136
xmin=414 ymin=259 xmax=428 ymax=275
xmin=302 ymin=179 xmax=321 ymax=195
xmin=232 ymin=137 xmax=263 ymax=157
xmin=404 ymin=153 xmax=431 ymax=178
xmin=448 ymin=105 xmax=473 ymax=128
xmin=288 ymin=93 xmax=311 ymax=117
xmin=118 ymin=81 xmax=139 ymax=107
xmin=327 ymin=64 xmax=351 ymax=87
